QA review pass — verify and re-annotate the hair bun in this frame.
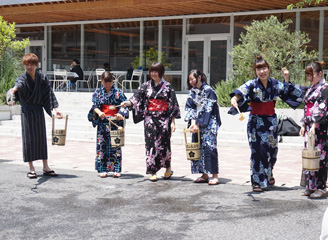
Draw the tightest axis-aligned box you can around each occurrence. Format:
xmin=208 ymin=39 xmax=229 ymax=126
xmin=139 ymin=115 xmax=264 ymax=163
xmin=316 ymin=61 xmax=325 ymax=68
xmin=256 ymin=56 xmax=263 ymax=61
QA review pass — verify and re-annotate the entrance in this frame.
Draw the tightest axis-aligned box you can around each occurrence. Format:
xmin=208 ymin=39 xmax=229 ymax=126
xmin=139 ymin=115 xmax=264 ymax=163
xmin=25 ymin=41 xmax=46 ymax=73
xmin=186 ymin=35 xmax=229 ymax=88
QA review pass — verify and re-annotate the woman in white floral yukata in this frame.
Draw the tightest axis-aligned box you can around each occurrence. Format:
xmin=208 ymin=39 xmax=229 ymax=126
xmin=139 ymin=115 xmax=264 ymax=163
xmin=121 ymin=62 xmax=181 ymax=181
xmin=300 ymin=61 xmax=328 ymax=199
xmin=229 ymin=56 xmax=304 ymax=192
xmin=185 ymin=69 xmax=222 ymax=185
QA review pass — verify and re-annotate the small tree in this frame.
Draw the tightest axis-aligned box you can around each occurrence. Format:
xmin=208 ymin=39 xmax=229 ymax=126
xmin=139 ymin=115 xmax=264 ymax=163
xmin=287 ymin=0 xmax=327 ymax=9
xmin=131 ymin=47 xmax=171 ymax=70
xmin=215 ymin=15 xmax=317 ymax=107
xmin=0 ymin=16 xmax=29 ymax=104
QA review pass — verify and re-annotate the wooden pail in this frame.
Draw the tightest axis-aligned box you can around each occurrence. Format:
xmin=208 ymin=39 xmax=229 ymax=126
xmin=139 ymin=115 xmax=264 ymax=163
xmin=108 ymin=116 xmax=125 ymax=147
xmin=184 ymin=128 xmax=201 ymax=161
xmin=52 ymin=114 xmax=68 ymax=146
xmin=302 ymin=132 xmax=320 ymax=171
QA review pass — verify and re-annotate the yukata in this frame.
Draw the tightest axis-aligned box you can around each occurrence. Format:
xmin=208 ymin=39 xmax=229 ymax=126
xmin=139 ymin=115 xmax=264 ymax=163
xmin=301 ymin=79 xmax=328 ymax=190
xmin=14 ymin=71 xmax=59 ymax=162
xmin=88 ymin=86 xmax=129 ymax=173
xmin=229 ymin=77 xmax=304 ymax=188
xmin=185 ymin=82 xmax=222 ymax=174
xmin=129 ymin=78 xmax=181 ymax=174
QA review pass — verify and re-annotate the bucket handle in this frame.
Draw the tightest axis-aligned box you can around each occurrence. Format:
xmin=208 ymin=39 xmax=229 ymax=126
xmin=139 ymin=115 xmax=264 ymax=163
xmin=107 ymin=116 xmax=125 ymax=129
xmin=183 ymin=128 xmax=200 ymax=144
xmin=307 ymin=131 xmax=315 ymax=151
xmin=52 ymin=114 xmax=68 ymax=131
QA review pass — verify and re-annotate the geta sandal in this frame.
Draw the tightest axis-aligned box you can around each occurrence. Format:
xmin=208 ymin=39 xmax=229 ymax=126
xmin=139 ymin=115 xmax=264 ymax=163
xmin=99 ymin=172 xmax=108 ymax=178
xmin=252 ymin=184 xmax=262 ymax=192
xmin=194 ymin=177 xmax=209 ymax=183
xmin=208 ymin=178 xmax=220 ymax=185
xmin=113 ymin=172 xmax=121 ymax=178
xmin=164 ymin=171 xmax=173 ymax=179
xmin=43 ymin=170 xmax=58 ymax=177
xmin=302 ymin=189 xmax=314 ymax=196
xmin=149 ymin=175 xmax=158 ymax=182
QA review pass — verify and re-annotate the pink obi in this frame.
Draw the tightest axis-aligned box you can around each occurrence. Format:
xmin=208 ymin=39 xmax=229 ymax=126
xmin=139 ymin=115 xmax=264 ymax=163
xmin=306 ymin=102 xmax=314 ymax=116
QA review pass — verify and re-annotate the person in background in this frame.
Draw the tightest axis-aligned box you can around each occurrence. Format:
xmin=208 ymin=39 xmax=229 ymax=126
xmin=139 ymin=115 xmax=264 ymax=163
xmin=69 ymin=58 xmax=84 ymax=89
xmin=10 ymin=53 xmax=63 ymax=178
xmin=229 ymin=56 xmax=304 ymax=192
xmin=300 ymin=61 xmax=328 ymax=198
xmin=120 ymin=62 xmax=181 ymax=181
xmin=88 ymin=71 xmax=129 ymax=178
xmin=185 ymin=69 xmax=221 ymax=185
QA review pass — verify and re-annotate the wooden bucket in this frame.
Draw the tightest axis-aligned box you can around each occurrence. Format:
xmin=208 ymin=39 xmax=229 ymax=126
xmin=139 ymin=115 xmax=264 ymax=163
xmin=52 ymin=114 xmax=68 ymax=146
xmin=302 ymin=132 xmax=320 ymax=171
xmin=184 ymin=128 xmax=201 ymax=161
xmin=108 ymin=116 xmax=125 ymax=147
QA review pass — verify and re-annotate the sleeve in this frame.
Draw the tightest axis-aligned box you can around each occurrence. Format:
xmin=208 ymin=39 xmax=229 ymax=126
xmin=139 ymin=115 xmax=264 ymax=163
xmin=184 ymin=91 xmax=197 ymax=122
xmin=42 ymin=74 xmax=59 ymax=117
xmin=87 ymin=90 xmax=101 ymax=128
xmin=196 ymin=87 xmax=217 ymax=126
xmin=129 ymin=83 xmax=147 ymax=124
xmin=117 ymin=90 xmax=129 ymax=119
xmin=168 ymin=86 xmax=181 ymax=119
xmin=278 ymin=81 xmax=306 ymax=110
xmin=228 ymin=80 xmax=253 ymax=115
xmin=303 ymin=87 xmax=328 ymax=125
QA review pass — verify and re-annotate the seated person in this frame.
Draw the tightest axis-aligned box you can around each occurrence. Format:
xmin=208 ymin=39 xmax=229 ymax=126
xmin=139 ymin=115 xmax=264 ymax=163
xmin=68 ymin=58 xmax=84 ymax=89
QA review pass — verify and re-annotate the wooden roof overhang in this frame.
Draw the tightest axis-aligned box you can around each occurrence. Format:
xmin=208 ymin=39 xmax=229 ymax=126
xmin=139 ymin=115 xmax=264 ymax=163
xmin=1 ymin=0 xmax=327 ymax=25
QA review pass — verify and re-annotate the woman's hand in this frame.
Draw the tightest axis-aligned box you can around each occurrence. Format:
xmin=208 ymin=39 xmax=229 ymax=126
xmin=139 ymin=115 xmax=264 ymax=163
xmin=282 ymin=68 xmax=289 ymax=82
xmin=189 ymin=120 xmax=199 ymax=133
xmin=116 ymin=113 xmax=124 ymax=120
xmin=54 ymin=108 xmax=63 ymax=119
xmin=231 ymin=94 xmax=241 ymax=109
xmin=120 ymin=101 xmax=132 ymax=108
xmin=299 ymin=126 xmax=305 ymax=137
xmin=309 ymin=123 xmax=318 ymax=136
xmin=98 ymin=111 xmax=106 ymax=119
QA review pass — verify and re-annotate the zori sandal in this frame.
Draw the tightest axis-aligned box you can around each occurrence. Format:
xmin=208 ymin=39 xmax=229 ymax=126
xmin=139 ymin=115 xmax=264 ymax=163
xmin=27 ymin=172 xmax=37 ymax=179
xmin=252 ymin=184 xmax=262 ymax=192
xmin=99 ymin=172 xmax=108 ymax=178
xmin=309 ymin=189 xmax=327 ymax=199
xmin=302 ymin=189 xmax=314 ymax=196
xmin=164 ymin=171 xmax=173 ymax=180
xmin=149 ymin=175 xmax=158 ymax=182
xmin=43 ymin=170 xmax=58 ymax=177
xmin=113 ymin=172 xmax=121 ymax=178
xmin=194 ymin=177 xmax=209 ymax=183
xmin=208 ymin=178 xmax=220 ymax=185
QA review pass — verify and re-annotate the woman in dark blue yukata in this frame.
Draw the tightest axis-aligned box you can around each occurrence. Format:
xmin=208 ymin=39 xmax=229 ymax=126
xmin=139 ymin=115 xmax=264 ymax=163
xmin=229 ymin=56 xmax=304 ymax=192
xmin=185 ymin=69 xmax=222 ymax=185
xmin=88 ymin=71 xmax=129 ymax=178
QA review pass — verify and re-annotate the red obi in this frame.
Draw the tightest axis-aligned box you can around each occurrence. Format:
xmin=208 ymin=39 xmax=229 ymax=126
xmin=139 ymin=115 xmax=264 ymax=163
xmin=306 ymin=102 xmax=314 ymax=116
xmin=250 ymin=101 xmax=275 ymax=115
xmin=100 ymin=105 xmax=119 ymax=116
xmin=148 ymin=99 xmax=168 ymax=111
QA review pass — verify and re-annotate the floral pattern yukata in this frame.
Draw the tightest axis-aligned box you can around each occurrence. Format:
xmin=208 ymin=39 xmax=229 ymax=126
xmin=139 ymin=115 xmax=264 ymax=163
xmin=185 ymin=82 xmax=222 ymax=174
xmin=229 ymin=78 xmax=304 ymax=188
xmin=301 ymin=79 xmax=328 ymax=190
xmin=88 ymin=86 xmax=129 ymax=173
xmin=129 ymin=78 xmax=181 ymax=174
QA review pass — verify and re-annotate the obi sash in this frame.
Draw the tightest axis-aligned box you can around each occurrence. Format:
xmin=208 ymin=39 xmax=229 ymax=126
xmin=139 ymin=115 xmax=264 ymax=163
xmin=100 ymin=104 xmax=119 ymax=116
xmin=147 ymin=99 xmax=168 ymax=111
xmin=306 ymin=102 xmax=314 ymax=116
xmin=250 ymin=101 xmax=275 ymax=115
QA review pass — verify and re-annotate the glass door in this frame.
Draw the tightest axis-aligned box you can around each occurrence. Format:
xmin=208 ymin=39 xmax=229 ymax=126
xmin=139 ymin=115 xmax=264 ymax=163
xmin=26 ymin=41 xmax=45 ymax=73
xmin=186 ymin=35 xmax=229 ymax=89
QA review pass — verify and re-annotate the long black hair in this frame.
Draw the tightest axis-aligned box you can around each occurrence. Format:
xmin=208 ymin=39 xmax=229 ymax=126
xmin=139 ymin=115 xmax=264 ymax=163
xmin=187 ymin=69 xmax=207 ymax=89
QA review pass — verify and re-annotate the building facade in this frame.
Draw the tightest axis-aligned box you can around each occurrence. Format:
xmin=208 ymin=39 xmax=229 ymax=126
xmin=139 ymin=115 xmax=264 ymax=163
xmin=1 ymin=1 xmax=328 ymax=92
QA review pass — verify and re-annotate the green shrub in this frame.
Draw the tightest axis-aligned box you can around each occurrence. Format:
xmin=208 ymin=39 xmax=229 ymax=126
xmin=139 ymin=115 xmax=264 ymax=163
xmin=216 ymin=15 xmax=317 ymax=108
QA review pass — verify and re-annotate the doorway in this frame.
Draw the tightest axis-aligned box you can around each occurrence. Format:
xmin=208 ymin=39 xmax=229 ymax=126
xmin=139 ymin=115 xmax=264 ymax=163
xmin=186 ymin=35 xmax=229 ymax=88
xmin=25 ymin=40 xmax=46 ymax=73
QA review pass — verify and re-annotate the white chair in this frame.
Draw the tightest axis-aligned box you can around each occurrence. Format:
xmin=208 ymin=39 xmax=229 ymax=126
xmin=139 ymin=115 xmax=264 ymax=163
xmin=121 ymin=69 xmax=143 ymax=92
xmin=52 ymin=69 xmax=69 ymax=92
xmin=95 ymin=68 xmax=105 ymax=88
xmin=75 ymin=72 xmax=91 ymax=92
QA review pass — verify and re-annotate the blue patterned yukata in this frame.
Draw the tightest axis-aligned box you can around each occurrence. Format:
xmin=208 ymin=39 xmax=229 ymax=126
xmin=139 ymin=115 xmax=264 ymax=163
xmin=229 ymin=77 xmax=304 ymax=188
xmin=301 ymin=79 xmax=328 ymax=190
xmin=129 ymin=78 xmax=181 ymax=174
xmin=185 ymin=82 xmax=222 ymax=174
xmin=88 ymin=86 xmax=129 ymax=173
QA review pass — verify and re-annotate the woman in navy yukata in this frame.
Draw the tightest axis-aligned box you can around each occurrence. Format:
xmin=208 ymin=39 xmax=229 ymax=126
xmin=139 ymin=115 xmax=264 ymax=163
xmin=88 ymin=71 xmax=129 ymax=178
xmin=185 ymin=69 xmax=222 ymax=185
xmin=300 ymin=61 xmax=328 ymax=199
xmin=121 ymin=62 xmax=181 ymax=181
xmin=229 ymin=56 xmax=304 ymax=192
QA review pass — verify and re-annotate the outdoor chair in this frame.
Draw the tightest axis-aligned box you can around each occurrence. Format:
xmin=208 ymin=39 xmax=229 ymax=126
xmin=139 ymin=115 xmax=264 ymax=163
xmin=52 ymin=69 xmax=69 ymax=92
xmin=121 ymin=69 xmax=143 ymax=92
xmin=95 ymin=68 xmax=105 ymax=88
xmin=75 ymin=72 xmax=91 ymax=92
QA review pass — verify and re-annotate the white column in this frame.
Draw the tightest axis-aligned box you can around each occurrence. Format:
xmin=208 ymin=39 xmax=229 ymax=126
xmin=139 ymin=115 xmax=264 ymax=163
xmin=319 ymin=10 xmax=324 ymax=61
xmin=140 ymin=21 xmax=144 ymax=69
xmin=158 ymin=19 xmax=162 ymax=62
xmin=81 ymin=24 xmax=85 ymax=69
